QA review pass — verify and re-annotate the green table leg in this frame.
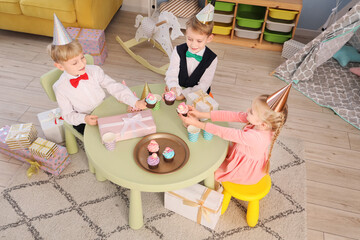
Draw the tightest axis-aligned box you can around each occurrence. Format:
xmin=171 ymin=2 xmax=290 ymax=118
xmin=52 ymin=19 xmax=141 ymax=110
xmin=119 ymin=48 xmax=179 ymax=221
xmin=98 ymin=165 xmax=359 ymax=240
xmin=204 ymin=174 xmax=215 ymax=189
xmin=129 ymin=189 xmax=143 ymax=229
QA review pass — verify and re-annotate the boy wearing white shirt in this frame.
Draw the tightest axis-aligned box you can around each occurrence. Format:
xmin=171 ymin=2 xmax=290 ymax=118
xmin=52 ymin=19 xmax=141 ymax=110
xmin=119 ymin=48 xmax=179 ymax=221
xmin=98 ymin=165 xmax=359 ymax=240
xmin=165 ymin=6 xmax=217 ymax=100
xmin=49 ymin=14 xmax=146 ymax=134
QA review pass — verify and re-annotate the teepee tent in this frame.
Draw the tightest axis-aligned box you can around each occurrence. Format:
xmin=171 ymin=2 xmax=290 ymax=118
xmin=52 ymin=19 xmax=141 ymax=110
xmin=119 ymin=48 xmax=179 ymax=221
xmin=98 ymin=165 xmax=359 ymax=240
xmin=274 ymin=3 xmax=360 ymax=129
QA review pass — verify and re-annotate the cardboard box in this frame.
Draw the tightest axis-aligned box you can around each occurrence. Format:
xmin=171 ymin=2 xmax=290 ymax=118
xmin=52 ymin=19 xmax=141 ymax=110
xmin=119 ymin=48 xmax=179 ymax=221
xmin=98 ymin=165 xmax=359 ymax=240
xmin=165 ymin=184 xmax=223 ymax=229
xmin=98 ymin=110 xmax=156 ymax=143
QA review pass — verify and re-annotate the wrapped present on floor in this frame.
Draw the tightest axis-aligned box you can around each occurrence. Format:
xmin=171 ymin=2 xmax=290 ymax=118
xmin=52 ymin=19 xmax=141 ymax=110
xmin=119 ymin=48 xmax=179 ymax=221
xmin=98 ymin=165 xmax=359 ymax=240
xmin=37 ymin=108 xmax=65 ymax=144
xmin=98 ymin=110 xmax=156 ymax=143
xmin=66 ymin=27 xmax=108 ymax=65
xmin=0 ymin=126 xmax=70 ymax=176
xmin=185 ymin=90 xmax=219 ymax=113
xmin=29 ymin=137 xmax=58 ymax=158
xmin=164 ymin=184 xmax=223 ymax=230
xmin=5 ymin=123 xmax=37 ymax=150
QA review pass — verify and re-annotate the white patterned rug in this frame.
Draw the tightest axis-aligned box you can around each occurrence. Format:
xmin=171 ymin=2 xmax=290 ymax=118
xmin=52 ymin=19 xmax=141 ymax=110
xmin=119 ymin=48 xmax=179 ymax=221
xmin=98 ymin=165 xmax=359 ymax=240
xmin=0 ymin=137 xmax=306 ymax=240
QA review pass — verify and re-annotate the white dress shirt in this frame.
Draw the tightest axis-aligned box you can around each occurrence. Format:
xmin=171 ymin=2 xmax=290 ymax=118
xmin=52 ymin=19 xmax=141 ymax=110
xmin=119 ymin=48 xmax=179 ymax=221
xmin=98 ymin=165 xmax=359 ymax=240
xmin=165 ymin=46 xmax=218 ymax=97
xmin=53 ymin=65 xmax=138 ymax=126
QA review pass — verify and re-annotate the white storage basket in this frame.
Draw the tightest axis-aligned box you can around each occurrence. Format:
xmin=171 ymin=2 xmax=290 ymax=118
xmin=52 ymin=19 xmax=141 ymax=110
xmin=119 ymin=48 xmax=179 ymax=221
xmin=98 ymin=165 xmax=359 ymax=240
xmin=234 ymin=27 xmax=261 ymax=39
xmin=266 ymin=19 xmax=295 ymax=32
xmin=214 ymin=10 xmax=234 ymax=24
xmin=281 ymin=39 xmax=305 ymax=59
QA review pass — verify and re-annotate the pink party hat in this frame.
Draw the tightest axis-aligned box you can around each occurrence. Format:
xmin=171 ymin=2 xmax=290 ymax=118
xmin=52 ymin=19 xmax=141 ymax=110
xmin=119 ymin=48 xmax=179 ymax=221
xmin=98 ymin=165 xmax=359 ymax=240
xmin=266 ymin=82 xmax=292 ymax=112
xmin=52 ymin=13 xmax=73 ymax=45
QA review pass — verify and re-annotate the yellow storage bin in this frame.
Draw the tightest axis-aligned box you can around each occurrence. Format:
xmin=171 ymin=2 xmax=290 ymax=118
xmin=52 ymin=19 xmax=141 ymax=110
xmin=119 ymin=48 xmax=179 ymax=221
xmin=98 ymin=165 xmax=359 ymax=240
xmin=269 ymin=8 xmax=298 ymax=21
xmin=213 ymin=22 xmax=233 ymax=35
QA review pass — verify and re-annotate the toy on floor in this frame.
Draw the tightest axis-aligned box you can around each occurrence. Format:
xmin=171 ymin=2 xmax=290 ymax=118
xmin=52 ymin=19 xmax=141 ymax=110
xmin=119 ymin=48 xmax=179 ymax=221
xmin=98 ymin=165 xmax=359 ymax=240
xmin=116 ymin=11 xmax=183 ymax=75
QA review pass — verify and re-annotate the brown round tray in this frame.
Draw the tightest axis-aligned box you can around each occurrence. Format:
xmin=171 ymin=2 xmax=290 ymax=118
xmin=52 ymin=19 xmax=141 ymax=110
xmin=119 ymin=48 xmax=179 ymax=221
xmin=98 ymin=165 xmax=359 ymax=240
xmin=133 ymin=133 xmax=190 ymax=174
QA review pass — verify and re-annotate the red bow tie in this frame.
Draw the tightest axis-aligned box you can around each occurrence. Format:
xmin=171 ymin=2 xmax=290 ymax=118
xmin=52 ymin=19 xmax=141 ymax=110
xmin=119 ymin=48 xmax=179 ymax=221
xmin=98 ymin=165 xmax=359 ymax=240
xmin=70 ymin=73 xmax=89 ymax=88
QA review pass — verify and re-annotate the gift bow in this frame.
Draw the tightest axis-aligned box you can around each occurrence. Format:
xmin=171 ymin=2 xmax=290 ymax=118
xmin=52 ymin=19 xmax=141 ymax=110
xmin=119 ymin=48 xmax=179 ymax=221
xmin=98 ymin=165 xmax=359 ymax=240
xmin=26 ymin=159 xmax=41 ymax=178
xmin=120 ymin=113 xmax=148 ymax=136
xmin=48 ymin=110 xmax=64 ymax=125
xmin=168 ymin=188 xmax=217 ymax=224
xmin=7 ymin=124 xmax=32 ymax=141
xmin=193 ymin=90 xmax=213 ymax=111
xmin=31 ymin=139 xmax=56 ymax=157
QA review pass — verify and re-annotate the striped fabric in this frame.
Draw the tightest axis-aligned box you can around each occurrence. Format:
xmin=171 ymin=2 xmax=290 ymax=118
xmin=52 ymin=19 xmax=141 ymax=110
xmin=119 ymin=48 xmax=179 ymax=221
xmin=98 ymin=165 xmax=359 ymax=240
xmin=159 ymin=0 xmax=201 ymax=18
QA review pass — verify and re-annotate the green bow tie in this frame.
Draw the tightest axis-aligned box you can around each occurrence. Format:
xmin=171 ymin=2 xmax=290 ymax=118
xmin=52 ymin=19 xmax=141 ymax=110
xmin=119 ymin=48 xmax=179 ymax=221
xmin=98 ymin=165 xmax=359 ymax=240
xmin=186 ymin=51 xmax=203 ymax=62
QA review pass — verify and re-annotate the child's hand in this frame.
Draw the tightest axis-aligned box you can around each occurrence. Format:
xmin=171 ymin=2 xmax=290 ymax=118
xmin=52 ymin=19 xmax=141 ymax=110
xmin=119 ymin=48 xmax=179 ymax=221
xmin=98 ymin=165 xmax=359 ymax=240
xmin=187 ymin=105 xmax=200 ymax=118
xmin=178 ymin=114 xmax=205 ymax=129
xmin=135 ymin=99 xmax=147 ymax=110
xmin=188 ymin=105 xmax=211 ymax=119
xmin=176 ymin=94 xmax=185 ymax=100
xmin=85 ymin=115 xmax=98 ymax=125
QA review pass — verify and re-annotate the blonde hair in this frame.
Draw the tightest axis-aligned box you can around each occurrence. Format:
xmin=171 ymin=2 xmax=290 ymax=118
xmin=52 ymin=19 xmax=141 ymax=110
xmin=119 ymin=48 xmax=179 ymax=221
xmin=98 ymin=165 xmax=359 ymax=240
xmin=47 ymin=41 xmax=83 ymax=63
xmin=252 ymin=95 xmax=288 ymax=174
xmin=186 ymin=16 xmax=214 ymax=36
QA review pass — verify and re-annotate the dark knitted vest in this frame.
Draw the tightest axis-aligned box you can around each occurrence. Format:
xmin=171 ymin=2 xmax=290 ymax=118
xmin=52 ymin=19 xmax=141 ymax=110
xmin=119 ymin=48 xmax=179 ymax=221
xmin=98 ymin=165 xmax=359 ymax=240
xmin=177 ymin=43 xmax=217 ymax=94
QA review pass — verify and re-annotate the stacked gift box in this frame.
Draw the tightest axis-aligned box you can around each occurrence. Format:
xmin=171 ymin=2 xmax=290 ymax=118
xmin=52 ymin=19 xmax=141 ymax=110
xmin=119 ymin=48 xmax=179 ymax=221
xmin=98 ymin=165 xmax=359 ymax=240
xmin=66 ymin=27 xmax=108 ymax=65
xmin=164 ymin=184 xmax=224 ymax=230
xmin=0 ymin=124 xmax=70 ymax=176
xmin=5 ymin=123 xmax=37 ymax=150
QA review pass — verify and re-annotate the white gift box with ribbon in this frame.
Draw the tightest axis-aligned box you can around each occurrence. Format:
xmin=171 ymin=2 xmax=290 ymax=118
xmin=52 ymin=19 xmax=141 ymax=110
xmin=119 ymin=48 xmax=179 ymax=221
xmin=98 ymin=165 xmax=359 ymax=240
xmin=37 ymin=108 xmax=65 ymax=144
xmin=98 ymin=110 xmax=156 ymax=143
xmin=185 ymin=90 xmax=219 ymax=113
xmin=165 ymin=184 xmax=223 ymax=230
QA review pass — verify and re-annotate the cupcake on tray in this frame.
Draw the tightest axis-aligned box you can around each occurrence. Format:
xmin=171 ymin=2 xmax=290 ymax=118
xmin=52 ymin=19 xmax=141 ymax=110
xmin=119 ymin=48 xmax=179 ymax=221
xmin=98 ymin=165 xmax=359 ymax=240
xmin=147 ymin=140 xmax=159 ymax=155
xmin=145 ymin=93 xmax=157 ymax=109
xmin=164 ymin=91 xmax=176 ymax=105
xmin=147 ymin=153 xmax=160 ymax=169
xmin=176 ymin=102 xmax=189 ymax=117
xmin=162 ymin=147 xmax=175 ymax=162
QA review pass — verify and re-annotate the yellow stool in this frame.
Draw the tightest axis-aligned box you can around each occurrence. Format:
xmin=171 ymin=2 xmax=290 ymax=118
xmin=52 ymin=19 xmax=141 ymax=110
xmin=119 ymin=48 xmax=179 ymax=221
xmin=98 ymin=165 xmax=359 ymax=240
xmin=221 ymin=175 xmax=272 ymax=227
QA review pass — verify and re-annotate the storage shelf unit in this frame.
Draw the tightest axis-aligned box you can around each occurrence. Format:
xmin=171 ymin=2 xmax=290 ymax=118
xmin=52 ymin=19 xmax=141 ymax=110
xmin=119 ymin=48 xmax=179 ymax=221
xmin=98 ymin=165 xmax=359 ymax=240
xmin=209 ymin=0 xmax=303 ymax=51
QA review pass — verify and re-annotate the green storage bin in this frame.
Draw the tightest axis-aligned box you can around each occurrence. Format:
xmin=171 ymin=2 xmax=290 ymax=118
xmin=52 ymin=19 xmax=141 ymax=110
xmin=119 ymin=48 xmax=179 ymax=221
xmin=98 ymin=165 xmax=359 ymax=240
xmin=236 ymin=4 xmax=266 ymax=29
xmin=263 ymin=29 xmax=292 ymax=43
xmin=208 ymin=1 xmax=235 ymax=12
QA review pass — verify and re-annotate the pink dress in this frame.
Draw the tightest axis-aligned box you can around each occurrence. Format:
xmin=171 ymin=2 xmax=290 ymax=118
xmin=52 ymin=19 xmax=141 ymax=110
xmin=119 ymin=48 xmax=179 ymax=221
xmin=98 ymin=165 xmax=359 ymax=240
xmin=204 ymin=111 xmax=273 ymax=185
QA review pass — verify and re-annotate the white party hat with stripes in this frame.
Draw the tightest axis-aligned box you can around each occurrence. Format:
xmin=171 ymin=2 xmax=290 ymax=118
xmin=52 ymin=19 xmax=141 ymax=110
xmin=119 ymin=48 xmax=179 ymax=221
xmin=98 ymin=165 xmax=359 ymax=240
xmin=196 ymin=3 xmax=215 ymax=24
xmin=52 ymin=13 xmax=73 ymax=45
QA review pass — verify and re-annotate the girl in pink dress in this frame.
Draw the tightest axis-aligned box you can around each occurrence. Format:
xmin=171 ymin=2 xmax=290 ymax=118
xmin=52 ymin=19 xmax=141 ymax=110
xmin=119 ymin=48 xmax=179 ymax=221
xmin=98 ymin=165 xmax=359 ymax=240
xmin=179 ymin=84 xmax=291 ymax=185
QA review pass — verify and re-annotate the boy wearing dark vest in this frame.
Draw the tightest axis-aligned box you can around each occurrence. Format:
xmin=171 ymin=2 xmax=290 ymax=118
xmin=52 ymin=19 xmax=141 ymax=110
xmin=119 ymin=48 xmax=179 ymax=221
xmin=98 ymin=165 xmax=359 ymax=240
xmin=165 ymin=4 xmax=217 ymax=100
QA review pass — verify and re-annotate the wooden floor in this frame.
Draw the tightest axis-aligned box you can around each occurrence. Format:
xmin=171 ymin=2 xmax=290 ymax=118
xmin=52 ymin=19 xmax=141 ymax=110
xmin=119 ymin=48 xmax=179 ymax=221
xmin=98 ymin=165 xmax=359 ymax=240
xmin=1 ymin=10 xmax=359 ymax=240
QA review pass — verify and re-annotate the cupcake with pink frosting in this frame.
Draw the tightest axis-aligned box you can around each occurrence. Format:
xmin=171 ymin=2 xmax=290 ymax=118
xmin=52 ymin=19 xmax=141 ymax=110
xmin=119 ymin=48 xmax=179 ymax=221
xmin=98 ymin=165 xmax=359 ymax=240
xmin=162 ymin=147 xmax=175 ymax=162
xmin=145 ymin=93 xmax=157 ymax=109
xmin=164 ymin=91 xmax=176 ymax=105
xmin=176 ymin=102 xmax=189 ymax=117
xmin=147 ymin=140 xmax=159 ymax=155
xmin=147 ymin=153 xmax=160 ymax=169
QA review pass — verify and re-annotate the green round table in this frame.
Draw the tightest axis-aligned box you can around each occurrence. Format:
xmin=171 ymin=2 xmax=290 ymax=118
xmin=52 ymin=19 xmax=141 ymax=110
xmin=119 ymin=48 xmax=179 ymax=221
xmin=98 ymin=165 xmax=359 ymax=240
xmin=84 ymin=83 xmax=228 ymax=229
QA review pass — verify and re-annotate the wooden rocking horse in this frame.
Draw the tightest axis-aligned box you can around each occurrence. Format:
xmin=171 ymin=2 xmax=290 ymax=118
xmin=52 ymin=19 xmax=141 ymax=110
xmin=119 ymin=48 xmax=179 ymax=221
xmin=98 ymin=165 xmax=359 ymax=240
xmin=116 ymin=11 xmax=183 ymax=75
